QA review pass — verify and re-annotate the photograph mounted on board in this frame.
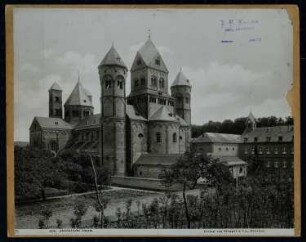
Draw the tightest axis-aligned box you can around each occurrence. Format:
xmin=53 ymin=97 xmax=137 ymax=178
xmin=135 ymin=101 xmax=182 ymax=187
xmin=6 ymin=5 xmax=300 ymax=237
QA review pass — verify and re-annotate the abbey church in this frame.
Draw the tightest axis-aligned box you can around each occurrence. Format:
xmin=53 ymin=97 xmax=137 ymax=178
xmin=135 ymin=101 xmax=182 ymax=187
xmin=29 ymin=37 xmax=192 ymax=178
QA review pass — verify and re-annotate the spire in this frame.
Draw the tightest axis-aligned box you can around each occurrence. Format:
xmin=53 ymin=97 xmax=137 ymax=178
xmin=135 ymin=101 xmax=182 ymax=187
xmin=77 ymin=70 xmax=81 ymax=83
xmin=49 ymin=81 xmax=62 ymax=91
xmin=64 ymin=81 xmax=93 ymax=107
xmin=98 ymin=45 xmax=127 ymax=69
xmin=131 ymin=37 xmax=168 ymax=73
xmin=171 ymin=69 xmax=191 ymax=87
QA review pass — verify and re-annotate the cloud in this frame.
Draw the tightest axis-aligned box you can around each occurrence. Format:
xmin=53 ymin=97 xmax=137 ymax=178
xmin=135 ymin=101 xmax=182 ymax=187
xmin=185 ymin=61 xmax=291 ymax=124
xmin=128 ymin=42 xmax=144 ymax=53
xmin=57 ymin=51 xmax=98 ymax=75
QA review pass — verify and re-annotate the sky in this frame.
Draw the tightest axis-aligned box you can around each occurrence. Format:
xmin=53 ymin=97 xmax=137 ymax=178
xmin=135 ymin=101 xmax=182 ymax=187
xmin=13 ymin=7 xmax=293 ymax=141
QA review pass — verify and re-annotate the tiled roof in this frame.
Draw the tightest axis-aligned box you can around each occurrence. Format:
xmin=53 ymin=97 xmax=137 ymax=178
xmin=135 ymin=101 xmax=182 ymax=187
xmin=34 ymin=117 xmax=72 ymax=130
xmin=171 ymin=70 xmax=191 ymax=87
xmin=175 ymin=115 xmax=188 ymax=126
xmin=49 ymin=82 xmax=62 ymax=91
xmin=134 ymin=153 xmax=181 ymax=166
xmin=126 ymin=105 xmax=147 ymax=121
xmin=64 ymin=81 xmax=93 ymax=107
xmin=98 ymin=45 xmax=127 ymax=69
xmin=149 ymin=106 xmax=179 ymax=122
xmin=192 ymin=132 xmax=242 ymax=144
xmin=242 ymin=125 xmax=294 ymax=143
xmin=211 ymin=155 xmax=247 ymax=166
xmin=131 ymin=38 xmax=168 ymax=73
xmin=75 ymin=114 xmax=101 ymax=129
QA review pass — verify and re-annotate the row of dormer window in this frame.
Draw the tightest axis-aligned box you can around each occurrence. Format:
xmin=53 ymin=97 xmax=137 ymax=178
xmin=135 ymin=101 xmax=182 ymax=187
xmin=244 ymin=146 xmax=293 ymax=155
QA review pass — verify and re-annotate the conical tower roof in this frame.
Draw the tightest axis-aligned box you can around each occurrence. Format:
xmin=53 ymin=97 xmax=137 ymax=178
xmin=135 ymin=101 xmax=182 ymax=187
xmin=49 ymin=81 xmax=62 ymax=91
xmin=171 ymin=69 xmax=191 ymax=87
xmin=64 ymin=81 xmax=93 ymax=107
xmin=247 ymin=112 xmax=256 ymax=123
xmin=131 ymin=38 xmax=168 ymax=73
xmin=98 ymin=45 xmax=127 ymax=69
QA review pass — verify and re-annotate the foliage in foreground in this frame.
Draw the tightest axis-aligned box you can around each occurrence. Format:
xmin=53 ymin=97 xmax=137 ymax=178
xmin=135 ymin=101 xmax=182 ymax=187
xmin=15 ymin=146 xmax=110 ymax=200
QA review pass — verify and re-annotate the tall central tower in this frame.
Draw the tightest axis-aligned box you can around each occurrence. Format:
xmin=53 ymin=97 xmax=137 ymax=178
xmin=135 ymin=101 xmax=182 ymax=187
xmin=127 ymin=37 xmax=175 ymax=119
xmin=98 ymin=45 xmax=128 ymax=175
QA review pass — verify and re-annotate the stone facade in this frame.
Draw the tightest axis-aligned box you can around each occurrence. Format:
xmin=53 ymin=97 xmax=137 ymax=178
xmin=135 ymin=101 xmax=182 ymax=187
xmin=239 ymin=116 xmax=294 ymax=169
xmin=29 ymin=37 xmax=192 ymax=179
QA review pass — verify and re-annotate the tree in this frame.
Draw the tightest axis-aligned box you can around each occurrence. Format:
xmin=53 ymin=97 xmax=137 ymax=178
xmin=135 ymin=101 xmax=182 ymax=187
xmin=159 ymin=152 xmax=233 ymax=228
xmin=89 ymin=155 xmax=110 ymax=228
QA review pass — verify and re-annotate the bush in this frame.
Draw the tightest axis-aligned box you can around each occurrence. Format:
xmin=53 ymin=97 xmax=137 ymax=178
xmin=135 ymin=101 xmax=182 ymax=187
xmin=56 ymin=219 xmax=63 ymax=228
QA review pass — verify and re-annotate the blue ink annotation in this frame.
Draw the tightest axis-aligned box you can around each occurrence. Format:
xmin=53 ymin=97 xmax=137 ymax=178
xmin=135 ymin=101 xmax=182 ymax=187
xmin=249 ymin=37 xmax=262 ymax=42
xmin=221 ymin=40 xmax=234 ymax=44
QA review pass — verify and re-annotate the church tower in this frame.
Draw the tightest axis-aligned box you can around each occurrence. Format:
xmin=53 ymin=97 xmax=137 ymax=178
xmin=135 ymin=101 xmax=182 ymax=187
xmin=171 ymin=69 xmax=192 ymax=126
xmin=171 ymin=70 xmax=192 ymax=151
xmin=49 ymin=82 xmax=63 ymax=119
xmin=245 ymin=112 xmax=257 ymax=132
xmin=64 ymin=78 xmax=94 ymax=125
xmin=128 ymin=37 xmax=175 ymax=119
xmin=98 ymin=45 xmax=128 ymax=175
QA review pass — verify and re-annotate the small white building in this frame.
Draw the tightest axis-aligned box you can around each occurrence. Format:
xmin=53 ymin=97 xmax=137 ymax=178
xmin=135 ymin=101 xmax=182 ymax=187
xmin=191 ymin=132 xmax=247 ymax=178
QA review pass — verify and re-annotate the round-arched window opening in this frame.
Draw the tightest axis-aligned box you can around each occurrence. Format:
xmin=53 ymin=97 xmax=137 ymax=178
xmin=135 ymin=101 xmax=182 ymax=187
xmin=138 ymin=133 xmax=144 ymax=138
xmin=239 ymin=167 xmax=243 ymax=174
xmin=179 ymin=136 xmax=183 ymax=140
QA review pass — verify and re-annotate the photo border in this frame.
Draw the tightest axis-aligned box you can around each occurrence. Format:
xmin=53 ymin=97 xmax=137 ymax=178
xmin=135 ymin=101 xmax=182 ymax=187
xmin=4 ymin=4 xmax=302 ymax=238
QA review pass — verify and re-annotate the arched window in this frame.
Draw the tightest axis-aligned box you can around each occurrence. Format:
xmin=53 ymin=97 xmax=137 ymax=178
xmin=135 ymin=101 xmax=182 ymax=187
xmin=135 ymin=79 xmax=139 ymax=87
xmin=159 ymin=78 xmax=165 ymax=89
xmin=173 ymin=133 xmax=177 ymax=143
xmin=156 ymin=132 xmax=161 ymax=143
xmin=116 ymin=76 xmax=124 ymax=89
xmin=104 ymin=76 xmax=112 ymax=89
xmin=151 ymin=76 xmax=157 ymax=86
xmin=141 ymin=77 xmax=146 ymax=86
xmin=138 ymin=133 xmax=144 ymax=138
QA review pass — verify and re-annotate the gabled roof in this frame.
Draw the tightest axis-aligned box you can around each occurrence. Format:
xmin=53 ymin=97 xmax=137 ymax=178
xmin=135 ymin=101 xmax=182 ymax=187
xmin=64 ymin=81 xmax=93 ymax=107
xmin=75 ymin=114 xmax=101 ymax=129
xmin=32 ymin=117 xmax=72 ymax=130
xmin=131 ymin=38 xmax=168 ymax=73
xmin=171 ymin=70 xmax=192 ymax=87
xmin=49 ymin=82 xmax=62 ymax=91
xmin=242 ymin=125 xmax=294 ymax=142
xmin=126 ymin=105 xmax=147 ymax=121
xmin=134 ymin=154 xmax=181 ymax=166
xmin=192 ymin=132 xmax=242 ymax=144
xmin=149 ymin=106 xmax=179 ymax=122
xmin=98 ymin=45 xmax=127 ymax=69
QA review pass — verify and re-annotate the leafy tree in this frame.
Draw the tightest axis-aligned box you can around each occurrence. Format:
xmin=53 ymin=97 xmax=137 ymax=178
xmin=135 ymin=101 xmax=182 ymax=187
xmin=160 ymin=152 xmax=233 ymax=228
